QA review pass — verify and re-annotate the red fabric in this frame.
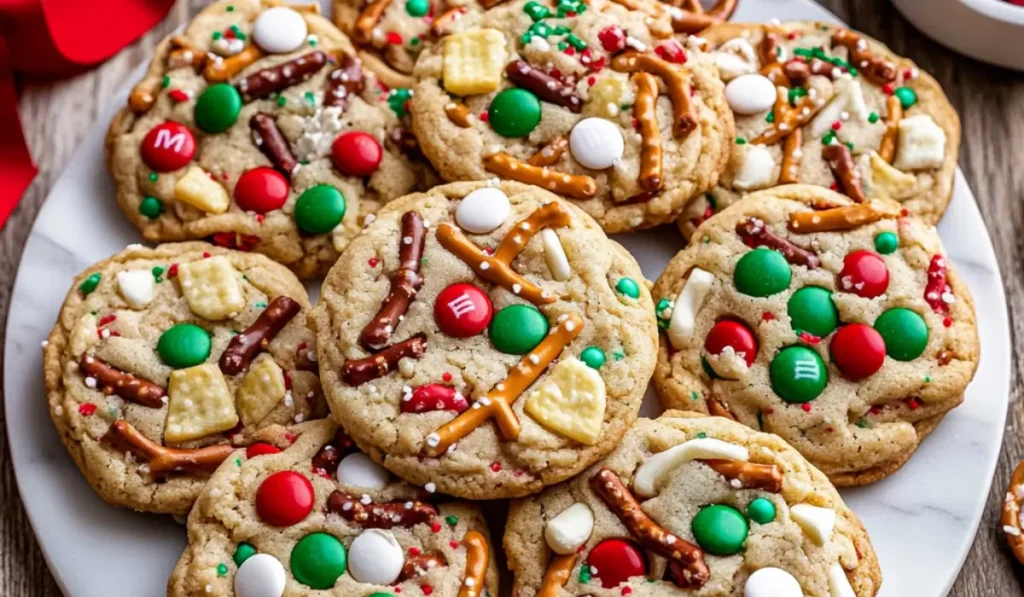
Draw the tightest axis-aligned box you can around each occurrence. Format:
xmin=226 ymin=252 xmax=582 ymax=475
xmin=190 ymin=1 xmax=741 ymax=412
xmin=0 ymin=0 xmax=174 ymax=230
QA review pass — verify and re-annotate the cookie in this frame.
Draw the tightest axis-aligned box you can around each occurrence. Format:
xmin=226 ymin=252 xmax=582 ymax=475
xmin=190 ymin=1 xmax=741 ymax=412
xmin=44 ymin=243 xmax=325 ymax=515
xmin=678 ymin=21 xmax=960 ymax=237
xmin=168 ymin=419 xmax=500 ymax=597
xmin=407 ymin=0 xmax=734 ymax=233
xmin=310 ymin=180 xmax=658 ymax=499
xmin=505 ymin=412 xmax=881 ymax=597
xmin=107 ymin=0 xmax=432 ymax=279
xmin=653 ymin=185 xmax=979 ymax=486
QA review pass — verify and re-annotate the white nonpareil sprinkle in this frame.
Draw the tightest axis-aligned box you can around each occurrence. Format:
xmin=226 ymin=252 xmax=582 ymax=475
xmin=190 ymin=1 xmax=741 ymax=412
xmin=84 ymin=377 xmax=98 ymax=389
xmin=426 ymin=433 xmax=441 ymax=447
xmin=425 ymin=482 xmax=437 ymax=493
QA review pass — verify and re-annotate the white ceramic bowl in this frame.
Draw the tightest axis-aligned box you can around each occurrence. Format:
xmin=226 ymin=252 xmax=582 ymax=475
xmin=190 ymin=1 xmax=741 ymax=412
xmin=892 ymin=0 xmax=1024 ymax=70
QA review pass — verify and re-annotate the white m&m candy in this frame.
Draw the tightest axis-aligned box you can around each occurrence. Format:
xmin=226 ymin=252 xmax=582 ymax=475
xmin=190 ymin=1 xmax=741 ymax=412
xmin=569 ymin=117 xmax=624 ymax=170
xmin=337 ymin=452 xmax=391 ymax=489
xmin=455 ymin=188 xmax=510 ymax=233
xmin=234 ymin=553 xmax=287 ymax=597
xmin=348 ymin=529 xmax=405 ymax=585
xmin=253 ymin=7 xmax=308 ymax=54
xmin=725 ymin=74 xmax=777 ymax=115
xmin=744 ymin=567 xmax=804 ymax=597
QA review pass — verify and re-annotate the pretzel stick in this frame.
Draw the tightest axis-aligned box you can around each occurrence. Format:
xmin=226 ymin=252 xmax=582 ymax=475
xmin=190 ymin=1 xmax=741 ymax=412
xmin=445 ymin=102 xmax=473 ymax=128
xmin=703 ymin=460 xmax=783 ymax=492
xmin=311 ymin=429 xmax=358 ymax=476
xmin=758 ymin=31 xmax=782 ymax=66
xmin=236 ymin=51 xmax=328 ymax=102
xmin=436 ymin=202 xmax=572 ymax=304
xmin=611 ymin=52 xmax=696 ymax=139
xmin=878 ymin=95 xmax=903 ymax=164
xmin=779 ymin=127 xmax=803 ymax=184
xmin=324 ymin=52 xmax=365 ymax=109
xmin=682 ymin=0 xmax=702 ymax=10
xmin=788 ymin=199 xmax=901 ymax=233
xmin=220 ymin=296 xmax=301 ymax=375
xmin=204 ymin=44 xmax=264 ymax=82
xmin=784 ymin=58 xmax=838 ymax=85
xmin=633 ymin=72 xmax=664 ymax=193
xmin=505 ymin=61 xmax=583 ymax=113
xmin=754 ymin=95 xmax=824 ymax=145
xmin=736 ymin=217 xmax=820 ymax=268
xmin=168 ymin=36 xmax=206 ymax=70
xmin=823 ymin=143 xmax=867 ymax=204
xmin=326 ymin=490 xmax=438 ymax=527
xmin=1003 ymin=459 xmax=1024 ymax=564
xmin=431 ymin=7 xmax=467 ymax=37
xmin=538 ymin=554 xmax=576 ymax=597
xmin=341 ymin=334 xmax=427 ymax=386
xmin=128 ymin=85 xmax=159 ymax=113
xmin=528 ymin=137 xmax=569 ymax=167
xmin=360 ymin=212 xmax=426 ymax=350
xmin=706 ymin=398 xmax=736 ymax=420
xmin=459 ymin=530 xmax=489 ymax=597
xmin=250 ymin=113 xmax=299 ymax=177
xmin=424 ymin=313 xmax=583 ymax=456
xmin=831 ymin=30 xmax=897 ymax=86
xmin=924 ymin=254 xmax=951 ymax=315
xmin=760 ymin=63 xmax=791 ymax=87
xmin=483 ymin=154 xmax=597 ymax=199
xmin=589 ymin=468 xmax=710 ymax=588
xmin=400 ymin=552 xmax=448 ymax=580
xmin=102 ymin=420 xmax=234 ymax=475
xmin=353 ymin=0 xmax=394 ymax=45
xmin=79 ymin=355 xmax=166 ymax=408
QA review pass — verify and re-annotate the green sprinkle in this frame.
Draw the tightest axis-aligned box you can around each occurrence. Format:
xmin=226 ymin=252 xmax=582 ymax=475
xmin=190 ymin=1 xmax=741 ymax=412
xmin=254 ymin=301 xmax=268 ymax=309
xmin=216 ymin=564 xmax=228 ymax=577
xmin=226 ymin=4 xmax=234 ymax=11
xmin=868 ymin=111 xmax=880 ymax=124
xmin=388 ymin=88 xmax=413 ymax=118
xmin=79 ymin=273 xmax=101 ymax=296
xmin=161 ymin=75 xmax=170 ymax=88
xmin=696 ymin=431 xmax=707 ymax=439
xmin=139 ymin=196 xmax=163 ymax=219
xmin=557 ymin=41 xmax=568 ymax=51
xmin=788 ymin=86 xmax=807 ymax=105
xmin=305 ymin=91 xmax=316 ymax=105
xmin=822 ymin=131 xmax=836 ymax=145
xmin=445 ymin=515 xmax=458 ymax=526
xmin=152 ymin=266 xmax=166 ymax=283
xmin=613 ymin=350 xmax=625 ymax=361
xmin=620 ymin=103 xmax=631 ymax=111
xmin=235 ymin=458 xmax=242 ymax=467
xmin=702 ymin=236 xmax=710 ymax=244
xmin=924 ymin=375 xmax=931 ymax=383
xmin=309 ymin=37 xmax=318 ymax=47
xmin=230 ymin=25 xmax=245 ymax=40
xmin=845 ymin=141 xmax=855 ymax=151
xmin=277 ymin=96 xmax=287 ymax=107
xmin=735 ymin=137 xmax=747 ymax=145
xmin=705 ymin=192 xmax=717 ymax=210
xmin=766 ymin=111 xmax=775 ymax=123
xmin=148 ymin=172 xmax=158 ymax=182
xmin=690 ymin=391 xmax=700 ymax=401
xmin=578 ymin=565 xmax=591 ymax=583
xmin=855 ymin=419 xmax=871 ymax=429
xmin=421 ymin=257 xmax=429 ymax=265
xmin=566 ymin=34 xmax=587 ymax=50
xmin=212 ymin=31 xmax=223 ymax=41
xmin=410 ymin=37 xmax=420 ymax=46
xmin=523 ymin=1 xmax=552 ymax=21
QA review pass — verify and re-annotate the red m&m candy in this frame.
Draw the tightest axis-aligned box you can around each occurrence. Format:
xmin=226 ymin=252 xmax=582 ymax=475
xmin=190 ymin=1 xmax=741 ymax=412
xmin=140 ymin=121 xmax=195 ymax=172
xmin=586 ymin=539 xmax=646 ymax=588
xmin=830 ymin=323 xmax=886 ymax=380
xmin=838 ymin=251 xmax=889 ymax=298
xmin=235 ymin=167 xmax=290 ymax=213
xmin=434 ymin=283 xmax=492 ymax=338
xmin=331 ymin=131 xmax=383 ymax=177
xmin=704 ymin=319 xmax=757 ymax=378
xmin=256 ymin=471 xmax=314 ymax=526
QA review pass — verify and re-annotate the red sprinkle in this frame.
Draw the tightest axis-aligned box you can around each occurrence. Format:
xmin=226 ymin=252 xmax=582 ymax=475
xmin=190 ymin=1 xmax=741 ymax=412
xmin=442 ymin=372 xmax=453 ymax=382
xmin=202 ymin=251 xmax=211 ymax=258
xmin=409 ymin=547 xmax=421 ymax=556
xmin=97 ymin=314 xmax=117 ymax=326
xmin=882 ymin=83 xmax=895 ymax=95
xmin=283 ymin=431 xmax=298 ymax=445
xmin=449 ymin=540 xmax=460 ymax=549
xmin=801 ymin=403 xmax=812 ymax=412
xmin=385 ymin=32 xmax=403 ymax=44
xmin=924 ymin=254 xmax=951 ymax=315
xmin=598 ymin=25 xmax=626 ymax=52
xmin=799 ymin=331 xmax=821 ymax=345
xmin=871 ymin=405 xmax=883 ymax=415
xmin=514 ymin=469 xmax=524 ymax=477
xmin=168 ymin=89 xmax=189 ymax=103
xmin=490 ymin=462 xmax=501 ymax=472
xmin=762 ymin=312 xmax=776 ymax=321
xmin=368 ymin=257 xmax=380 ymax=267
xmin=943 ymin=316 xmax=953 ymax=328
xmin=421 ymin=585 xmax=433 ymax=595
xmin=563 ymin=46 xmax=575 ymax=56
xmin=256 ymin=214 xmax=265 ymax=225
xmin=787 ymin=31 xmax=799 ymax=39
xmin=168 ymin=263 xmax=179 ymax=278
xmin=829 ymin=182 xmax=838 ymax=191
xmin=622 ymin=588 xmax=633 ymax=596
xmin=587 ymin=75 xmax=596 ymax=86
xmin=78 ymin=403 xmax=97 ymax=416
xmin=831 ymin=121 xmax=842 ymax=131
xmin=908 ymin=398 xmax=920 ymax=410
xmin=654 ymin=39 xmax=687 ymax=64
xmin=478 ymin=111 xmax=489 ymax=122
xmin=430 ymin=521 xmax=442 ymax=533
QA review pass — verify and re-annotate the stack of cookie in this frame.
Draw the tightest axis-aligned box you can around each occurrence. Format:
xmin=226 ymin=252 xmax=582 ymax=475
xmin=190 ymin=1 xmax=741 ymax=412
xmin=41 ymin=0 xmax=981 ymax=595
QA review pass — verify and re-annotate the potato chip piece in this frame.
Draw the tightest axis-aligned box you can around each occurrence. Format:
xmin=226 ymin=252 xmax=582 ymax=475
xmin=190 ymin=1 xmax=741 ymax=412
xmin=442 ymin=29 xmax=507 ymax=96
xmin=173 ymin=166 xmax=230 ymax=214
xmin=524 ymin=357 xmax=606 ymax=445
xmin=177 ymin=256 xmax=246 ymax=320
xmin=237 ymin=355 xmax=287 ymax=426
xmin=165 ymin=363 xmax=239 ymax=444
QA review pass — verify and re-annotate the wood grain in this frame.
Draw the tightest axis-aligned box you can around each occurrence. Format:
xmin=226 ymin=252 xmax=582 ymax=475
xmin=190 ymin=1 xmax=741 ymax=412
xmin=1 ymin=0 xmax=1022 ymax=595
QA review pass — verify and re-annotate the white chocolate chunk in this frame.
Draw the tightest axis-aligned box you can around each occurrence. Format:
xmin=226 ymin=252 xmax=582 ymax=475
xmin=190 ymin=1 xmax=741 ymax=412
xmin=828 ymin=564 xmax=856 ymax=597
xmin=863 ymin=152 xmax=917 ymax=200
xmin=442 ymin=29 xmax=507 ymax=96
xmin=634 ymin=438 xmax=749 ymax=497
xmin=667 ymin=268 xmax=715 ymax=350
xmin=705 ymin=345 xmax=749 ymax=380
xmin=541 ymin=229 xmax=571 ymax=281
xmin=69 ymin=313 xmax=99 ymax=357
xmin=733 ymin=144 xmax=778 ymax=191
xmin=744 ymin=567 xmax=804 ymax=597
xmin=712 ymin=37 xmax=758 ymax=81
xmin=165 ymin=363 xmax=239 ymax=444
xmin=236 ymin=356 xmax=287 ymax=426
xmin=545 ymin=503 xmax=595 ymax=554
xmin=177 ymin=256 xmax=246 ymax=321
xmin=173 ymin=166 xmax=230 ymax=214
xmin=790 ymin=504 xmax=836 ymax=546
xmin=337 ymin=452 xmax=392 ymax=489
xmin=524 ymin=357 xmax=605 ymax=445
xmin=893 ymin=114 xmax=946 ymax=171
xmin=810 ymin=78 xmax=869 ymax=138
xmin=116 ymin=270 xmax=155 ymax=309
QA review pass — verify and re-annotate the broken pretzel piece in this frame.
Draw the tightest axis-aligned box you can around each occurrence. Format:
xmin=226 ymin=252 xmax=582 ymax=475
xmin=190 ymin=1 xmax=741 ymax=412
xmin=527 ymin=137 xmax=570 ymax=168
xmin=831 ymin=29 xmax=897 ymax=86
xmin=353 ymin=0 xmax=394 ymax=45
xmin=788 ymin=199 xmax=901 ymax=233
xmin=459 ymin=530 xmax=489 ymax=597
xmin=483 ymin=153 xmax=597 ymax=200
xmin=633 ymin=72 xmax=664 ymax=193
xmin=79 ymin=354 xmax=166 ymax=408
xmin=341 ymin=334 xmax=427 ymax=386
xmin=250 ymin=113 xmax=299 ymax=178
xmin=204 ymin=44 xmax=264 ymax=82
xmin=235 ymin=51 xmax=328 ymax=102
xmin=326 ymin=490 xmax=438 ymax=527
xmin=779 ymin=127 xmax=803 ymax=184
xmin=220 ymin=296 xmax=301 ymax=376
xmin=752 ymin=95 xmax=825 ymax=145
xmin=359 ymin=211 xmax=426 ymax=350
xmin=324 ymin=52 xmax=366 ymax=110
xmin=102 ymin=420 xmax=234 ymax=475
xmin=703 ymin=459 xmax=783 ymax=492
xmin=1002 ymin=460 xmax=1024 ymax=564
xmin=611 ymin=51 xmax=696 ymax=139
xmin=445 ymin=102 xmax=473 ymax=128
xmin=399 ymin=552 xmax=448 ymax=581
xmin=736 ymin=217 xmax=820 ymax=268
xmin=878 ymin=95 xmax=903 ymax=164
xmin=538 ymin=554 xmax=576 ymax=597
xmin=823 ymin=143 xmax=867 ymax=204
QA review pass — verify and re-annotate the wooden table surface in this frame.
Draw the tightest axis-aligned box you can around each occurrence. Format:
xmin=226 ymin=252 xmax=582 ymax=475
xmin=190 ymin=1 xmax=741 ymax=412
xmin=1 ymin=0 xmax=1022 ymax=594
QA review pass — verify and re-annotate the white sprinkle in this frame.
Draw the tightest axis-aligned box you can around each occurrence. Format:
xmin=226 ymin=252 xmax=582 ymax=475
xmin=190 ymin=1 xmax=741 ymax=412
xmin=425 ymin=482 xmax=436 ymax=493
xmin=84 ymin=377 xmax=97 ymax=389
xmin=426 ymin=433 xmax=441 ymax=447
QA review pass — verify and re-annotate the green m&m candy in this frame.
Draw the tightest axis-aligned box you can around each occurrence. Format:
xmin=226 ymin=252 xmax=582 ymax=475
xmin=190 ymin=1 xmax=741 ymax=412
xmin=691 ymin=504 xmax=748 ymax=556
xmin=874 ymin=307 xmax=928 ymax=361
xmin=295 ymin=185 xmax=346 ymax=234
xmin=747 ymin=498 xmax=776 ymax=524
xmin=580 ymin=346 xmax=606 ymax=369
xmin=139 ymin=196 xmax=163 ymax=219
xmin=489 ymin=305 xmax=549 ymax=354
xmin=616 ymin=277 xmax=640 ymax=299
xmin=194 ymin=83 xmax=242 ymax=133
xmin=894 ymin=86 xmax=918 ymax=109
xmin=488 ymin=88 xmax=542 ymax=137
xmin=787 ymin=287 xmax=838 ymax=337
xmin=157 ymin=324 xmax=212 ymax=368
xmin=290 ymin=533 xmax=347 ymax=589
xmin=405 ymin=0 xmax=430 ymax=16
xmin=770 ymin=346 xmax=827 ymax=403
xmin=734 ymin=248 xmax=791 ymax=297
xmin=874 ymin=231 xmax=899 ymax=255
xmin=233 ymin=542 xmax=257 ymax=566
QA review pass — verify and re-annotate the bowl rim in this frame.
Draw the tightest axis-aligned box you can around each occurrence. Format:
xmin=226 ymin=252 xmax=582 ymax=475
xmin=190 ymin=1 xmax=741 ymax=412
xmin=959 ymin=0 xmax=1024 ymax=25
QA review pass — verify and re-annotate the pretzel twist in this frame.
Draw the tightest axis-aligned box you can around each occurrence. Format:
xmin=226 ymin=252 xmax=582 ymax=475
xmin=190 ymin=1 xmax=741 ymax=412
xmin=79 ymin=355 xmax=166 ymax=408
xmin=424 ymin=313 xmax=583 ymax=456
xmin=204 ymin=44 xmax=264 ymax=82
xmin=341 ymin=334 xmax=428 ymax=386
xmin=102 ymin=420 xmax=234 ymax=475
xmin=788 ymin=199 xmax=901 ymax=233
xmin=506 ymin=61 xmax=583 ymax=113
xmin=437 ymin=201 xmax=572 ymax=304
xmin=823 ymin=143 xmax=867 ymax=204
xmin=235 ymin=51 xmax=328 ymax=102
xmin=831 ymin=29 xmax=897 ymax=86
xmin=633 ymin=72 xmax=664 ymax=193
xmin=483 ymin=154 xmax=597 ymax=199
xmin=445 ymin=102 xmax=473 ymax=128
xmin=752 ymin=95 xmax=824 ymax=145
xmin=353 ymin=0 xmax=394 ymax=45
xmin=878 ymin=95 xmax=903 ymax=163
xmin=612 ymin=52 xmax=696 ymax=139
xmin=528 ymin=137 xmax=570 ymax=168
xmin=703 ymin=460 xmax=783 ymax=492
xmin=589 ymin=468 xmax=710 ymax=588
xmin=324 ymin=52 xmax=366 ymax=109
xmin=400 ymin=552 xmax=448 ymax=580
xmin=220 ymin=296 xmax=301 ymax=375
xmin=736 ymin=217 xmax=820 ymax=268
xmin=459 ymin=531 xmax=489 ymax=597
xmin=538 ymin=554 xmax=577 ymax=597
xmin=360 ymin=212 xmax=426 ymax=350
xmin=250 ymin=113 xmax=299 ymax=177
xmin=1002 ymin=460 xmax=1024 ymax=564
xmin=326 ymin=490 xmax=438 ymax=527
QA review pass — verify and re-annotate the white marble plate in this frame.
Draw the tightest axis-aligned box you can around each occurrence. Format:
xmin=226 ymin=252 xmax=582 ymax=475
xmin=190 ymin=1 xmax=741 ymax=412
xmin=3 ymin=1 xmax=1010 ymax=596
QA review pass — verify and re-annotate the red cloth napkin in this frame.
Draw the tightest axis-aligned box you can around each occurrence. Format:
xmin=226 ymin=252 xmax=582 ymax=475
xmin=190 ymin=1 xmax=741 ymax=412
xmin=0 ymin=0 xmax=175 ymax=230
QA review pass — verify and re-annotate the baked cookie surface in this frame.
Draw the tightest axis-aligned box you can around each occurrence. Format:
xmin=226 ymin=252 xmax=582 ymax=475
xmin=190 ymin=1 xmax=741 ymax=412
xmin=408 ymin=0 xmax=733 ymax=233
xmin=505 ymin=412 xmax=881 ymax=597
xmin=44 ymin=243 xmax=325 ymax=515
xmin=653 ymin=185 xmax=979 ymax=486
xmin=107 ymin=0 xmax=429 ymax=279
xmin=168 ymin=419 xmax=500 ymax=597
xmin=311 ymin=180 xmax=658 ymax=499
xmin=678 ymin=21 xmax=960 ymax=237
